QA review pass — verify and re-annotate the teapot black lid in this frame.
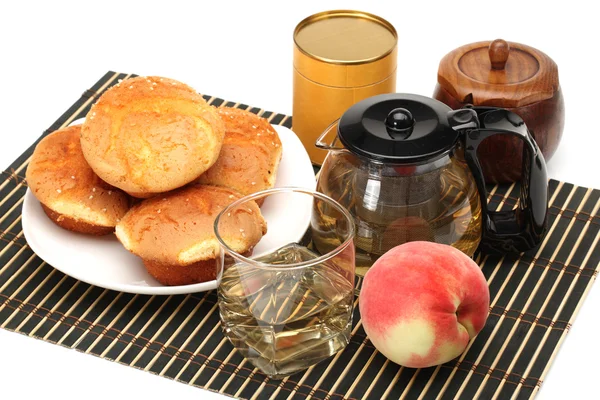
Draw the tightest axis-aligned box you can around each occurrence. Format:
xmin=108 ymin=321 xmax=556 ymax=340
xmin=337 ymin=93 xmax=460 ymax=163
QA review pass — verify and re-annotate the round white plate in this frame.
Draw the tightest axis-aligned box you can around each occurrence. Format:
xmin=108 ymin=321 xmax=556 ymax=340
xmin=22 ymin=124 xmax=316 ymax=295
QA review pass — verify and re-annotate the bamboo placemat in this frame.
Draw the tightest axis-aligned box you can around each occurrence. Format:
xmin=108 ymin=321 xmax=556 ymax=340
xmin=1 ymin=71 xmax=599 ymax=400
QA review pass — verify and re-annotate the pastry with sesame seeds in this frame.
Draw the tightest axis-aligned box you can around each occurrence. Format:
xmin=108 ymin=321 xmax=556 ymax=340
xmin=26 ymin=125 xmax=131 ymax=235
xmin=80 ymin=76 xmax=225 ymax=198
xmin=195 ymin=107 xmax=282 ymax=203
xmin=115 ymin=185 xmax=266 ymax=286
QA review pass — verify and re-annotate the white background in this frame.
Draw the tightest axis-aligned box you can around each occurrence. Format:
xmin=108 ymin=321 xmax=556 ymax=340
xmin=0 ymin=0 xmax=599 ymax=399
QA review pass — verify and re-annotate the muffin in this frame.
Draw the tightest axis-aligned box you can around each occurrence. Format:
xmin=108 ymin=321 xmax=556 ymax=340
xmin=195 ymin=107 xmax=282 ymax=198
xmin=115 ymin=185 xmax=266 ymax=285
xmin=80 ymin=76 xmax=225 ymax=198
xmin=26 ymin=125 xmax=130 ymax=235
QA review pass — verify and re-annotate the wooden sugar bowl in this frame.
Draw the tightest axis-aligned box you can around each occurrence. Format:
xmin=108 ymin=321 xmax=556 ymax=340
xmin=434 ymin=39 xmax=564 ymax=183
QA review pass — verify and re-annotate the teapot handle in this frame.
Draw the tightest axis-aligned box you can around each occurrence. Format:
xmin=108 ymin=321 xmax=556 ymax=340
xmin=315 ymin=119 xmax=345 ymax=150
xmin=460 ymin=107 xmax=548 ymax=254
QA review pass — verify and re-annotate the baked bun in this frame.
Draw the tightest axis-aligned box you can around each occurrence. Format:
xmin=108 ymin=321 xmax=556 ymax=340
xmin=195 ymin=107 xmax=282 ymax=197
xmin=26 ymin=125 xmax=130 ymax=235
xmin=80 ymin=76 xmax=225 ymax=198
xmin=115 ymin=185 xmax=266 ymax=286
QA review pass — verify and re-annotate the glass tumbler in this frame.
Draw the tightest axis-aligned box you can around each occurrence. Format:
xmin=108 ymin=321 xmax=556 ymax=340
xmin=215 ymin=188 xmax=355 ymax=379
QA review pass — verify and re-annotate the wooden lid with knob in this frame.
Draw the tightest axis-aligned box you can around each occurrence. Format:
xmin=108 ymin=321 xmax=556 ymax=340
xmin=436 ymin=39 xmax=559 ymax=108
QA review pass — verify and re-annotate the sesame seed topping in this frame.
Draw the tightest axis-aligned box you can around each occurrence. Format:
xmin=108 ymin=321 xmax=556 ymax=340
xmin=163 ymin=198 xmax=167 ymax=201
xmin=157 ymin=209 xmax=161 ymax=214
xmin=90 ymin=116 xmax=94 ymax=120
xmin=228 ymin=195 xmax=234 ymax=199
xmin=108 ymin=190 xmax=112 ymax=195
xmin=251 ymin=182 xmax=256 ymax=185
xmin=241 ymin=232 xmax=246 ymax=238
xmin=56 ymin=189 xmax=61 ymax=193
xmin=152 ymin=82 xmax=157 ymax=86
xmin=252 ymin=125 xmax=257 ymax=129
xmin=71 ymin=176 xmax=75 ymax=179
xmin=129 ymin=85 xmax=134 ymax=89
xmin=102 ymin=208 xmax=107 ymax=212
xmin=227 ymin=212 xmax=231 ymax=217
xmin=89 ymin=195 xmax=94 ymax=199
xmin=118 ymin=79 xmax=123 ymax=83
xmin=116 ymin=218 xmax=121 ymax=222
xmin=92 ymin=187 xmax=96 ymax=192
xmin=240 ymin=228 xmax=245 ymax=232
xmin=92 ymin=112 xmax=96 ymax=116
xmin=171 ymin=82 xmax=177 ymax=85
xmin=257 ymin=133 xmax=261 ymax=136
xmin=150 ymin=87 xmax=154 ymax=90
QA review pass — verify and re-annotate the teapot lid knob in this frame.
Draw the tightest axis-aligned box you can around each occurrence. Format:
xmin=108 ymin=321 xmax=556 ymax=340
xmin=385 ymin=108 xmax=414 ymax=139
xmin=489 ymin=39 xmax=510 ymax=70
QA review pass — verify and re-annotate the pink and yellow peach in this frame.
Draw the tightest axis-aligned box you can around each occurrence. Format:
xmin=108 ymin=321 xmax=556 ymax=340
xmin=359 ymin=241 xmax=489 ymax=368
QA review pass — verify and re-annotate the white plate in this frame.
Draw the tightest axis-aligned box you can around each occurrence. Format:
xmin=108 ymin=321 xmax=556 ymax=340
xmin=22 ymin=124 xmax=316 ymax=295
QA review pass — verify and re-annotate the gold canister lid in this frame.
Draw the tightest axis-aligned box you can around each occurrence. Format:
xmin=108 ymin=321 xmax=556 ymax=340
xmin=293 ymin=10 xmax=398 ymax=87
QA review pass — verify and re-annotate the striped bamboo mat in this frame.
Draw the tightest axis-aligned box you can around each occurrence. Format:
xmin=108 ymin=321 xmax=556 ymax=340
xmin=1 ymin=71 xmax=599 ymax=400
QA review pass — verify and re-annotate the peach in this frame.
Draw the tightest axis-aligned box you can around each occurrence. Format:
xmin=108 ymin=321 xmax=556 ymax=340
xmin=359 ymin=241 xmax=489 ymax=368
xmin=392 ymin=165 xmax=416 ymax=176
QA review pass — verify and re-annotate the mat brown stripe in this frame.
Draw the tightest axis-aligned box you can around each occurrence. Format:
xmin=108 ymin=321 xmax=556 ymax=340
xmin=491 ymin=190 xmax=600 ymax=398
xmin=27 ymin=279 xmax=81 ymax=337
xmin=71 ymin=292 xmax=125 ymax=349
xmin=428 ymin=184 xmax=528 ymax=398
xmin=54 ymin=288 xmax=109 ymax=345
xmin=0 ymin=243 xmax=30 ymax=278
xmin=145 ymin=295 xmax=211 ymax=372
xmin=528 ymin=221 xmax=600 ymax=398
xmin=112 ymin=296 xmax=172 ymax=361
xmin=131 ymin=296 xmax=191 ymax=367
xmin=173 ymin=311 xmax=222 ymax=381
xmin=0 ymin=256 xmax=45 ymax=318
xmin=11 ymin=273 xmax=67 ymax=332
xmin=432 ymin=183 xmax=573 ymax=398
xmin=41 ymin=284 xmax=95 ymax=341
xmin=471 ymin=188 xmax=592 ymax=398
xmin=159 ymin=301 xmax=219 ymax=377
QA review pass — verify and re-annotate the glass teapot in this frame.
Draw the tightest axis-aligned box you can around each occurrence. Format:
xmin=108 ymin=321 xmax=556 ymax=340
xmin=315 ymin=93 xmax=548 ymax=274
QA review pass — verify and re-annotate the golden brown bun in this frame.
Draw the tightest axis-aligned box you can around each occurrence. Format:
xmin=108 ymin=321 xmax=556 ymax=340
xmin=143 ymin=250 xmax=252 ymax=286
xmin=26 ymin=125 xmax=131 ymax=234
xmin=80 ymin=76 xmax=225 ymax=198
xmin=41 ymin=204 xmax=114 ymax=236
xmin=195 ymin=107 xmax=282 ymax=197
xmin=115 ymin=185 xmax=266 ymax=285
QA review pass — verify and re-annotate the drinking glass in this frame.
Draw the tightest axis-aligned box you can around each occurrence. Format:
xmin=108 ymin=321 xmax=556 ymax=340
xmin=214 ymin=187 xmax=355 ymax=379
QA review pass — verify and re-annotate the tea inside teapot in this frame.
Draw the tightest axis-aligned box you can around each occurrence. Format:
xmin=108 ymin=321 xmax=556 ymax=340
xmin=316 ymin=146 xmax=481 ymax=275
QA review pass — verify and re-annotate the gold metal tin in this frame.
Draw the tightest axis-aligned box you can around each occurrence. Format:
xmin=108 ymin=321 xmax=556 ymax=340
xmin=293 ymin=10 xmax=398 ymax=165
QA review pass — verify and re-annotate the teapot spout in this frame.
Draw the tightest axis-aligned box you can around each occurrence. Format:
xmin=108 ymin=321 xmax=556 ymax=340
xmin=315 ymin=119 xmax=345 ymax=151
